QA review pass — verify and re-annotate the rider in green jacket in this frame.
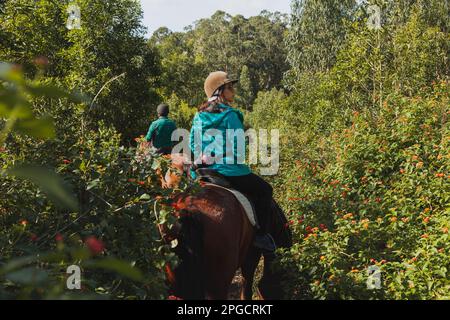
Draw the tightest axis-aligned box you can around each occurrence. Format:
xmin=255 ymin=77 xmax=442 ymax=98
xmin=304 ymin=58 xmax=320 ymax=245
xmin=146 ymin=103 xmax=177 ymax=155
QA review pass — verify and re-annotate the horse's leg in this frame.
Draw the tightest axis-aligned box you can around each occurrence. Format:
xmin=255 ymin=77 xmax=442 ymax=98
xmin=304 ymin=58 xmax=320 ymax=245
xmin=205 ymin=259 xmax=236 ymax=300
xmin=240 ymin=247 xmax=261 ymax=300
xmin=203 ymin=235 xmax=239 ymax=300
xmin=257 ymin=252 xmax=285 ymax=300
xmin=206 ymin=281 xmax=231 ymax=300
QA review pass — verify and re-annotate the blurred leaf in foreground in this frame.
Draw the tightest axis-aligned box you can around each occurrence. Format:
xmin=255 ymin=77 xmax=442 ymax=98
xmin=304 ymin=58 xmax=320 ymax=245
xmin=7 ymin=164 xmax=78 ymax=211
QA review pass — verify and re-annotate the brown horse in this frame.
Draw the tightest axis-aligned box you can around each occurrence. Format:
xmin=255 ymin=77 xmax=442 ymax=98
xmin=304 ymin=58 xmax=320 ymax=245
xmin=160 ymin=154 xmax=292 ymax=300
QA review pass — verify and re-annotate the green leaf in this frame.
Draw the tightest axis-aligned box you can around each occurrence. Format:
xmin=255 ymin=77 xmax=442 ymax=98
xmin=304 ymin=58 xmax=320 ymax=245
xmin=0 ymin=255 xmax=40 ymax=276
xmin=25 ymin=84 xmax=71 ymax=99
xmin=87 ymin=179 xmax=100 ymax=191
xmin=7 ymin=164 xmax=78 ymax=211
xmin=0 ymin=91 xmax=16 ymax=117
xmin=5 ymin=267 xmax=49 ymax=285
xmin=0 ymin=63 xmax=24 ymax=84
xmin=13 ymin=116 xmax=55 ymax=139
xmin=71 ymin=248 xmax=91 ymax=261
xmin=0 ymin=93 xmax=33 ymax=118
xmin=25 ymin=84 xmax=90 ymax=104
xmin=79 ymin=160 xmax=87 ymax=173
xmin=151 ymin=159 xmax=161 ymax=170
xmin=434 ymin=269 xmax=446 ymax=278
xmin=85 ymin=258 xmax=143 ymax=282
xmin=139 ymin=193 xmax=151 ymax=201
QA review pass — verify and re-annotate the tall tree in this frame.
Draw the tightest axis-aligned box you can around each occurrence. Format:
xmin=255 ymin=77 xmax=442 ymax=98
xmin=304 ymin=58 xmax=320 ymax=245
xmin=62 ymin=0 xmax=161 ymax=141
xmin=285 ymin=0 xmax=357 ymax=86
xmin=152 ymin=10 xmax=289 ymax=108
xmin=149 ymin=28 xmax=205 ymax=106
xmin=0 ymin=0 xmax=161 ymax=141
xmin=0 ymin=0 xmax=70 ymax=77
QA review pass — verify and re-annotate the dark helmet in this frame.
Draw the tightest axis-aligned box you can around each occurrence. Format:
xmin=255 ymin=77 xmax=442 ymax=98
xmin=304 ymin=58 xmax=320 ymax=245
xmin=157 ymin=103 xmax=169 ymax=117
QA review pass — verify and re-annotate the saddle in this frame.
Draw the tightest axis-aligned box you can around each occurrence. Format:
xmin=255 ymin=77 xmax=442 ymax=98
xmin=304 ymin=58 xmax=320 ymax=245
xmin=195 ymin=168 xmax=259 ymax=228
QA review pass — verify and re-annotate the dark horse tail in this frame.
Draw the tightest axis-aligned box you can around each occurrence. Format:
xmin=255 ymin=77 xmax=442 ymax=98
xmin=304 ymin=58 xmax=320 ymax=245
xmin=170 ymin=213 xmax=205 ymax=299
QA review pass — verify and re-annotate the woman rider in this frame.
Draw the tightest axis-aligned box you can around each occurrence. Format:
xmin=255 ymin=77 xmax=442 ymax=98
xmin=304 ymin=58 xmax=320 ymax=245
xmin=189 ymin=71 xmax=276 ymax=252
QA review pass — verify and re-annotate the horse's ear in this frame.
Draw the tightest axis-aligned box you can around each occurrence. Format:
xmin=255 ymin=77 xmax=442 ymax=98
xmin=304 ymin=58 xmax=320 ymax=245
xmin=170 ymin=154 xmax=187 ymax=173
xmin=164 ymin=169 xmax=181 ymax=188
xmin=156 ymin=168 xmax=168 ymax=188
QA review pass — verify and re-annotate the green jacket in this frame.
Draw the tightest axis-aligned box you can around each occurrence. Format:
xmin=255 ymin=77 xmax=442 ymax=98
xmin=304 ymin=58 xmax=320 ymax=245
xmin=145 ymin=117 xmax=177 ymax=149
xmin=189 ymin=103 xmax=251 ymax=178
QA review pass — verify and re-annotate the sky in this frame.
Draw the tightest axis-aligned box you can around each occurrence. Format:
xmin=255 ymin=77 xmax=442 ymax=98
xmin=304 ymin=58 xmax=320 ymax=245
xmin=140 ymin=0 xmax=292 ymax=36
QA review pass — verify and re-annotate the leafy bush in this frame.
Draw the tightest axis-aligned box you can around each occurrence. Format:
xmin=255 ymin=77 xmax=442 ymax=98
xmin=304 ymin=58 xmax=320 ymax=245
xmin=276 ymin=83 xmax=449 ymax=299
xmin=0 ymin=64 xmax=180 ymax=299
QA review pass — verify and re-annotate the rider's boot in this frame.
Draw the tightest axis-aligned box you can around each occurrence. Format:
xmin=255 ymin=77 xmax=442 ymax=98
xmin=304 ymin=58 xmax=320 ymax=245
xmin=253 ymin=232 xmax=276 ymax=253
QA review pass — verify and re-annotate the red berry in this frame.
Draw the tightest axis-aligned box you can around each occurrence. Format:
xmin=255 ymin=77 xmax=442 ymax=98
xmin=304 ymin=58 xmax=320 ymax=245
xmin=34 ymin=56 xmax=49 ymax=67
xmin=85 ymin=236 xmax=105 ymax=255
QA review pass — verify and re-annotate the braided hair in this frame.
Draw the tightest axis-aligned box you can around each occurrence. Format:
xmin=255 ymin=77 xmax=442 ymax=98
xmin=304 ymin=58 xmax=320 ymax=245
xmin=198 ymin=85 xmax=226 ymax=113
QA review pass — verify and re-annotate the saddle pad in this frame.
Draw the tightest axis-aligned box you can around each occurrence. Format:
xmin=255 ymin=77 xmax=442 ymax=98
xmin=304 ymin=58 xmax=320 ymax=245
xmin=203 ymin=183 xmax=257 ymax=227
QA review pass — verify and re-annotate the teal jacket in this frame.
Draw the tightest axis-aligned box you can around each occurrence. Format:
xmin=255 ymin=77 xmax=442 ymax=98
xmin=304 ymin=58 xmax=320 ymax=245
xmin=145 ymin=117 xmax=177 ymax=149
xmin=189 ymin=103 xmax=251 ymax=179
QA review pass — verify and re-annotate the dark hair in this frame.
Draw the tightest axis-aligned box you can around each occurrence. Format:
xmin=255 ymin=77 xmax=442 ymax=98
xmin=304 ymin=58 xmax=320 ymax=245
xmin=197 ymin=86 xmax=225 ymax=112
xmin=157 ymin=103 xmax=170 ymax=116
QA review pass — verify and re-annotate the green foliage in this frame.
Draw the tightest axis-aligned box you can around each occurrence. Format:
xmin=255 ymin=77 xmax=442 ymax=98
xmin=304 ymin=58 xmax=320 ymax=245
xmin=235 ymin=65 xmax=253 ymax=109
xmin=285 ymin=0 xmax=358 ymax=86
xmin=248 ymin=1 xmax=450 ymax=299
xmin=163 ymin=93 xmax=197 ymax=130
xmin=152 ymin=10 xmax=289 ymax=108
xmin=0 ymin=64 xmax=180 ymax=299
xmin=1 ymin=0 xmax=449 ymax=301
xmin=276 ymin=84 xmax=449 ymax=299
xmin=0 ymin=0 xmax=162 ymax=142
